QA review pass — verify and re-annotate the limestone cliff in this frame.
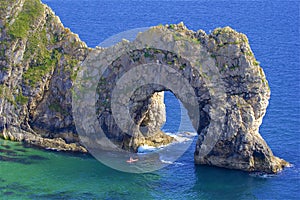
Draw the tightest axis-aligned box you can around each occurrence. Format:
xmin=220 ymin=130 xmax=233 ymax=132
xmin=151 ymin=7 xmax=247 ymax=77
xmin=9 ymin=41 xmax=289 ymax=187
xmin=77 ymin=23 xmax=288 ymax=173
xmin=0 ymin=0 xmax=169 ymax=152
xmin=0 ymin=0 xmax=289 ymax=173
xmin=0 ymin=0 xmax=88 ymax=151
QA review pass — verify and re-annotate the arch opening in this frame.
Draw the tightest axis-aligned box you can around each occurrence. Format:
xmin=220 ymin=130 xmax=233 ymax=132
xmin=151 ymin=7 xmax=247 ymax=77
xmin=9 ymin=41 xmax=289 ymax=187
xmin=72 ymin=25 xmax=288 ymax=173
xmin=95 ymin=48 xmax=210 ymax=152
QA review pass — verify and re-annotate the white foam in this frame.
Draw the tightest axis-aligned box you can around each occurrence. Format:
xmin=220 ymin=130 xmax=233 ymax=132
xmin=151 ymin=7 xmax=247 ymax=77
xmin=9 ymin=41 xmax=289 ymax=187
xmin=137 ymin=145 xmax=163 ymax=153
xmin=45 ymin=147 xmax=60 ymax=151
xmin=160 ymin=159 xmax=173 ymax=164
xmin=249 ymin=172 xmax=277 ymax=178
xmin=174 ymin=162 xmax=184 ymax=166
xmin=160 ymin=159 xmax=185 ymax=166
xmin=137 ymin=131 xmax=197 ymax=154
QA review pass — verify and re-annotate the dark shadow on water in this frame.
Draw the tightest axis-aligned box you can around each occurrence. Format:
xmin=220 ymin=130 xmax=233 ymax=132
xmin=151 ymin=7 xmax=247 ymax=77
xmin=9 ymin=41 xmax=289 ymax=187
xmin=0 ymin=155 xmax=32 ymax=164
xmin=30 ymin=191 xmax=100 ymax=200
xmin=1 ymin=144 xmax=11 ymax=149
xmin=3 ymin=191 xmax=14 ymax=196
xmin=0 ymin=148 xmax=19 ymax=156
xmin=1 ymin=182 xmax=29 ymax=194
xmin=21 ymin=141 xmax=93 ymax=160
xmin=15 ymin=148 xmax=27 ymax=153
xmin=0 ymin=144 xmax=49 ymax=164
xmin=192 ymin=165 xmax=267 ymax=199
xmin=54 ymin=150 xmax=92 ymax=159
xmin=1 ymin=181 xmax=101 ymax=200
xmin=30 ymin=191 xmax=75 ymax=200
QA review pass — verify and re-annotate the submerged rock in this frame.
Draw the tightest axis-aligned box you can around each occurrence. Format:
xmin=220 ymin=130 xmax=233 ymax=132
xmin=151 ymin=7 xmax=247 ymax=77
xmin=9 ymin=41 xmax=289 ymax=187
xmin=0 ymin=0 xmax=289 ymax=173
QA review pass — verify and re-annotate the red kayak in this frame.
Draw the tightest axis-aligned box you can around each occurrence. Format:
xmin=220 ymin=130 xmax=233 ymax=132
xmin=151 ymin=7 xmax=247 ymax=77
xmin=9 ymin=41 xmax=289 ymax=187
xmin=126 ymin=157 xmax=138 ymax=163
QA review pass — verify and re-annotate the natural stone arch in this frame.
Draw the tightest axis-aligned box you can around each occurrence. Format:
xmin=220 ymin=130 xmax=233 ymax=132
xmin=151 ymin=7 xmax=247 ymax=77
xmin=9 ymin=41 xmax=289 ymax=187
xmin=96 ymin=48 xmax=211 ymax=151
xmin=73 ymin=23 xmax=288 ymax=173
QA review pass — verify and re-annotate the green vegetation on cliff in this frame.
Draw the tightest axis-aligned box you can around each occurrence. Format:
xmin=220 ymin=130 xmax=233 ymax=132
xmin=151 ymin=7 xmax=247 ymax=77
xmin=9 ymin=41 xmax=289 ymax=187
xmin=3 ymin=0 xmax=59 ymax=87
xmin=15 ymin=92 xmax=28 ymax=105
xmin=22 ymin=26 xmax=58 ymax=86
xmin=0 ymin=0 xmax=88 ymax=152
xmin=7 ymin=0 xmax=44 ymax=39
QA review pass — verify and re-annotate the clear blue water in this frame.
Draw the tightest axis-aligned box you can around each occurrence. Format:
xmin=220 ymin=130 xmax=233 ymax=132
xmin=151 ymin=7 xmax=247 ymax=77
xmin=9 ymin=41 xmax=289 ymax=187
xmin=1 ymin=0 xmax=300 ymax=199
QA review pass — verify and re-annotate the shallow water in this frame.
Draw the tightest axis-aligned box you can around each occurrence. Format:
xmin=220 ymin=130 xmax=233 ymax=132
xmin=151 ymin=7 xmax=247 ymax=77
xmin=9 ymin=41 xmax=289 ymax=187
xmin=0 ymin=138 xmax=298 ymax=199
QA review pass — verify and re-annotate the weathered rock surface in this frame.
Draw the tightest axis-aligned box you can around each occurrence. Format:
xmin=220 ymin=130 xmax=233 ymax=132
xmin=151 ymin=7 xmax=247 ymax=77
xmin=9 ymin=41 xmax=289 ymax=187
xmin=0 ymin=0 xmax=171 ymax=152
xmin=0 ymin=0 xmax=289 ymax=173
xmin=78 ymin=23 xmax=288 ymax=173
xmin=0 ymin=0 xmax=88 ymax=152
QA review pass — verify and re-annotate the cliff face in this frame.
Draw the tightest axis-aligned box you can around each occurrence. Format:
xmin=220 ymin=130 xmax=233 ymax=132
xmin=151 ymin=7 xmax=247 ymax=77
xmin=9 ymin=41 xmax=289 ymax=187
xmin=0 ymin=0 xmax=288 ymax=173
xmin=0 ymin=0 xmax=168 ymax=152
xmin=0 ymin=0 xmax=88 ymax=151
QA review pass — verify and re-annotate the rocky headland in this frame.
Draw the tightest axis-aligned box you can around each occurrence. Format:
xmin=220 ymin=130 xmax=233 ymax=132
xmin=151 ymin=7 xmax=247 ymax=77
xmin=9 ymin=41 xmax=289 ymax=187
xmin=0 ymin=0 xmax=289 ymax=173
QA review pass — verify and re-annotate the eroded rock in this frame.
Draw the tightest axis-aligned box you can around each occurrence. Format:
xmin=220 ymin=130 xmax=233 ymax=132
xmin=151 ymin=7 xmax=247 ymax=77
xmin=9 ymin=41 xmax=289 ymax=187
xmin=76 ymin=23 xmax=288 ymax=173
xmin=0 ymin=0 xmax=289 ymax=173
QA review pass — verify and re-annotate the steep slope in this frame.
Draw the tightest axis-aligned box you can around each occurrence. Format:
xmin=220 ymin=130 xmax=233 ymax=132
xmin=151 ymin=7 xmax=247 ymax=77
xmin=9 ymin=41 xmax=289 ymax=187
xmin=0 ymin=0 xmax=88 ymax=151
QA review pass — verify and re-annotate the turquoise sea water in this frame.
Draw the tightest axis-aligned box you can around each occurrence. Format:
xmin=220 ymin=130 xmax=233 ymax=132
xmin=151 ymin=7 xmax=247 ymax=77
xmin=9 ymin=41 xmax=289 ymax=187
xmin=1 ymin=0 xmax=300 ymax=199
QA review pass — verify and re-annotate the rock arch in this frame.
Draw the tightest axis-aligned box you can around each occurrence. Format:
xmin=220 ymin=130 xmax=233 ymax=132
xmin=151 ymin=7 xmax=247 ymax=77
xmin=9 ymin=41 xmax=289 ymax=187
xmin=73 ymin=23 xmax=288 ymax=173
xmin=96 ymin=48 xmax=210 ymax=150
